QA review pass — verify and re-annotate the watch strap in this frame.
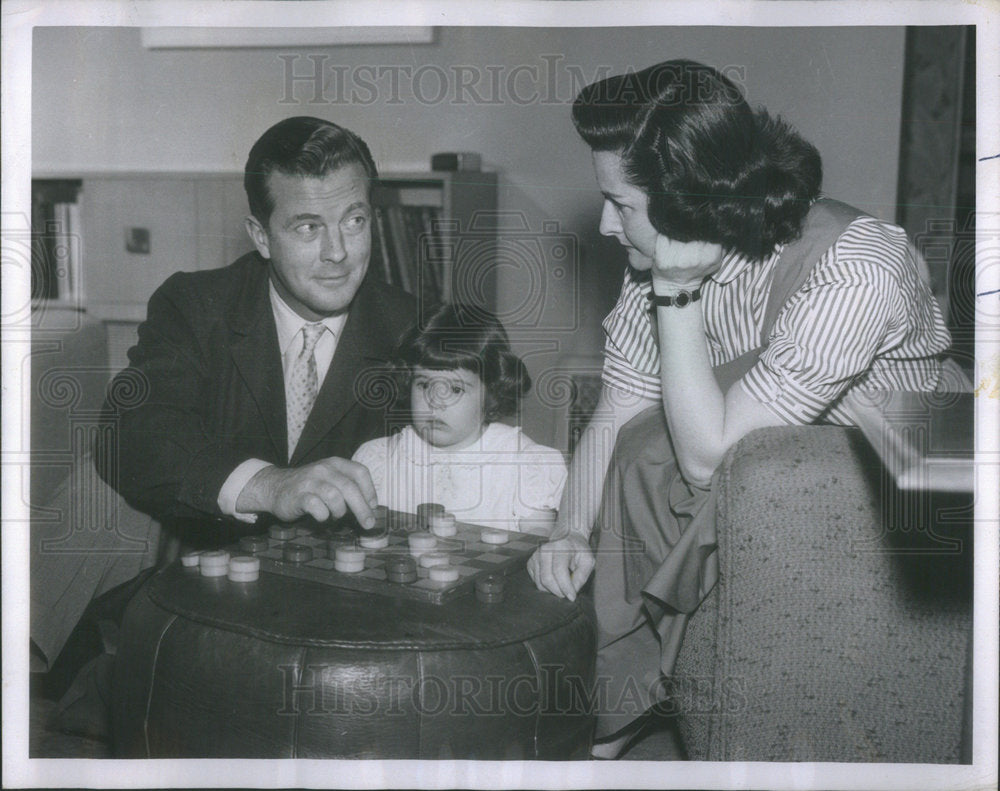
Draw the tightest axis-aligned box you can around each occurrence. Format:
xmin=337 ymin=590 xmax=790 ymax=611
xmin=647 ymin=286 xmax=702 ymax=310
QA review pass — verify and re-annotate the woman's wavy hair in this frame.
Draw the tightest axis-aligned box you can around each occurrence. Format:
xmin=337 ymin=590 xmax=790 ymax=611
xmin=394 ymin=303 xmax=530 ymax=423
xmin=572 ymin=60 xmax=822 ymax=260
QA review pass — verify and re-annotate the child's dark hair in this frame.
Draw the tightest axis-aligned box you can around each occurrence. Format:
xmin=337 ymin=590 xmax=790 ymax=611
xmin=395 ymin=303 xmax=530 ymax=422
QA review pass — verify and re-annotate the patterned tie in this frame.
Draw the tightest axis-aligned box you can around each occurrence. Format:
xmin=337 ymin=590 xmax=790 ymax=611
xmin=286 ymin=322 xmax=325 ymax=460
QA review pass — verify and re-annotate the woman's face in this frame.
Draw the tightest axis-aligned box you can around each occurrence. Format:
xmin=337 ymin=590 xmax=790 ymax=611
xmin=410 ymin=366 xmax=486 ymax=449
xmin=592 ymin=150 xmax=658 ymax=271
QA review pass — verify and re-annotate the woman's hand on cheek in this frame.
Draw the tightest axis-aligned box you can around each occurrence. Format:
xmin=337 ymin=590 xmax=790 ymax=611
xmin=652 ymin=234 xmax=723 ymax=292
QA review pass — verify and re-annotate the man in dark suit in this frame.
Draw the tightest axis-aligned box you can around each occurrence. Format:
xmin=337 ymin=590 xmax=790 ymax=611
xmin=100 ymin=117 xmax=417 ymax=534
xmin=34 ymin=117 xmax=417 ymax=733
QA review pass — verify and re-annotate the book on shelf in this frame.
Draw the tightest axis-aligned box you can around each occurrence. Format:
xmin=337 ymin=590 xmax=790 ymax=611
xmin=369 ymin=208 xmax=392 ymax=284
xmin=369 ymin=203 xmax=445 ymax=305
xmin=385 ymin=206 xmax=413 ymax=293
xmin=417 ymin=206 xmax=441 ymax=308
xmin=31 ymin=180 xmax=83 ymax=303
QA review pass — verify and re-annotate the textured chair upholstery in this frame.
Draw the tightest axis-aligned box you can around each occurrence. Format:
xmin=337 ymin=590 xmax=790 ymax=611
xmin=673 ymin=426 xmax=972 ymax=762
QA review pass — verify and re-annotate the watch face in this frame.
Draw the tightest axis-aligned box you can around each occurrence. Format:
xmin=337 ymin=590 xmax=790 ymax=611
xmin=675 ymin=291 xmax=691 ymax=307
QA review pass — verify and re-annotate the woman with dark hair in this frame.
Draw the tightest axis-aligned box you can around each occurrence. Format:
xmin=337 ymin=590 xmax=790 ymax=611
xmin=527 ymin=60 xmax=951 ymax=756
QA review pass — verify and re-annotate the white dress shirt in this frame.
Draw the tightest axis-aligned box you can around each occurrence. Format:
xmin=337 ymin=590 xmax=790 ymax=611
xmin=217 ymin=281 xmax=347 ymax=521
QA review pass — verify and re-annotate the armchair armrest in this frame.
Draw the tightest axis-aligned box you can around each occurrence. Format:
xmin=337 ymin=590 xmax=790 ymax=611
xmin=674 ymin=425 xmax=972 ymax=762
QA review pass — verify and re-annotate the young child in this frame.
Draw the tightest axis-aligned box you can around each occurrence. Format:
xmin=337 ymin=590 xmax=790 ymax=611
xmin=352 ymin=303 xmax=567 ymax=533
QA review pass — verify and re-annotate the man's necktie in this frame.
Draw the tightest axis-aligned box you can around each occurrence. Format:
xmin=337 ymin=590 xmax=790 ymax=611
xmin=286 ymin=322 xmax=325 ymax=460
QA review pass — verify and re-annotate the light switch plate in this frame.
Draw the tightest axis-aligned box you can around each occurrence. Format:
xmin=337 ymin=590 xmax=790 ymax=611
xmin=126 ymin=227 xmax=150 ymax=254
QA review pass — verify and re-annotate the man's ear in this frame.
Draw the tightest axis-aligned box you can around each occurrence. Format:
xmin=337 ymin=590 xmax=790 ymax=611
xmin=245 ymin=215 xmax=271 ymax=259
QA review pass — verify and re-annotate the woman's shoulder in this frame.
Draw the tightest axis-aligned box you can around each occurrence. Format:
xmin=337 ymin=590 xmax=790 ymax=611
xmin=837 ymin=213 xmax=909 ymax=253
xmin=810 ymin=205 xmax=927 ymax=287
xmin=798 ymin=199 xmax=906 ymax=258
xmin=777 ymin=206 xmax=945 ymax=338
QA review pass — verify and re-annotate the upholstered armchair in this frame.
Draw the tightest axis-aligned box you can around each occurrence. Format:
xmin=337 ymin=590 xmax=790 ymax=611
xmin=673 ymin=425 xmax=972 ymax=762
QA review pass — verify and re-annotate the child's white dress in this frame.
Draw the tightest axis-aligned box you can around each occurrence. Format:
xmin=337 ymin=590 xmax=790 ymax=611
xmin=352 ymin=423 xmax=567 ymax=532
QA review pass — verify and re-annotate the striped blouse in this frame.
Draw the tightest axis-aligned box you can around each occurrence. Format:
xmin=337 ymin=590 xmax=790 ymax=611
xmin=601 ymin=215 xmax=951 ymax=425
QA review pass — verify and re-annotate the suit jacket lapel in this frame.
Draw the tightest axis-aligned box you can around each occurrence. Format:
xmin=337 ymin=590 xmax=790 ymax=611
xmin=228 ymin=256 xmax=287 ymax=461
xmin=290 ymin=277 xmax=398 ymax=465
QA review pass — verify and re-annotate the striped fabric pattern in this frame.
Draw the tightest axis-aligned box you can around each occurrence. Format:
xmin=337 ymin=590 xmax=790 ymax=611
xmin=601 ymin=216 xmax=951 ymax=425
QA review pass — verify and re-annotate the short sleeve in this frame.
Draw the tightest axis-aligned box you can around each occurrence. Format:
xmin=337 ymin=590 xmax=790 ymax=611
xmin=741 ymin=220 xmax=944 ymax=424
xmin=601 ymin=270 xmax=661 ymax=400
xmin=515 ymin=449 xmax=569 ymax=514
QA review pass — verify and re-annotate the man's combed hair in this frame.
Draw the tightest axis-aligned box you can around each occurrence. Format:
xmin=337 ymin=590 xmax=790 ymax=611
xmin=244 ymin=116 xmax=379 ymax=224
xmin=395 ymin=303 xmax=530 ymax=423
xmin=572 ymin=60 xmax=822 ymax=260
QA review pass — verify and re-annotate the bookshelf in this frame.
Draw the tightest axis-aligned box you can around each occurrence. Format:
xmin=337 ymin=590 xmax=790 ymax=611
xmin=31 ymin=179 xmax=83 ymax=303
xmin=373 ymin=171 xmax=498 ymax=308
xmin=31 ymin=168 xmax=498 ymax=371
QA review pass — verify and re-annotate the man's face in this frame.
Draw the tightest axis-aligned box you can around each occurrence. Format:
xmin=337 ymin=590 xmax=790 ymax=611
xmin=246 ymin=164 xmax=372 ymax=319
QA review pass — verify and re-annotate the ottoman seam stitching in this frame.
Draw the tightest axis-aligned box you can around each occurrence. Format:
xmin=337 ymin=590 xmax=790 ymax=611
xmin=142 ymin=620 xmax=584 ymax=651
xmin=146 ymin=587 xmax=587 ymax=651
xmin=416 ymin=650 xmax=426 ymax=759
xmin=144 ymin=613 xmax=177 ymax=757
xmin=522 ymin=638 xmax=542 ymax=759
xmin=290 ymin=647 xmax=306 ymax=759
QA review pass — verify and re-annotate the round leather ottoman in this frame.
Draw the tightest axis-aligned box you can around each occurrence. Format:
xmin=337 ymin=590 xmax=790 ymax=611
xmin=112 ymin=562 xmax=595 ymax=758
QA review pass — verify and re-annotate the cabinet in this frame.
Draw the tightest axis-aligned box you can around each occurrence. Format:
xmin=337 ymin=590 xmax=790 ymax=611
xmin=31 ymin=169 xmax=498 ymax=371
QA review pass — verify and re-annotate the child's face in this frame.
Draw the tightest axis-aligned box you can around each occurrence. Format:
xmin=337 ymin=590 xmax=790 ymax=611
xmin=410 ymin=366 xmax=486 ymax=449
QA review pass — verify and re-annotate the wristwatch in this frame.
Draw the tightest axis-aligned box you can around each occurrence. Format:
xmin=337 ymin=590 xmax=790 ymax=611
xmin=647 ymin=286 xmax=702 ymax=311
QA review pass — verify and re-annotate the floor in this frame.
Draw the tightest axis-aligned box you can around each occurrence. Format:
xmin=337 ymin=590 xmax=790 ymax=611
xmin=615 ymin=714 xmax=687 ymax=760
xmin=30 ymin=694 xmax=112 ymax=759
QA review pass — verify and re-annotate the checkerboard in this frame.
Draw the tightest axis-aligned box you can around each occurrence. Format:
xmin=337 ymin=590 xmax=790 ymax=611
xmin=225 ymin=510 xmax=546 ymax=604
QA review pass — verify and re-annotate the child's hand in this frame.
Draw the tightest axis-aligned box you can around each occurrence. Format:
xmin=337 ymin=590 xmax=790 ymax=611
xmin=527 ymin=534 xmax=594 ymax=601
xmin=651 ymin=234 xmax=723 ymax=293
